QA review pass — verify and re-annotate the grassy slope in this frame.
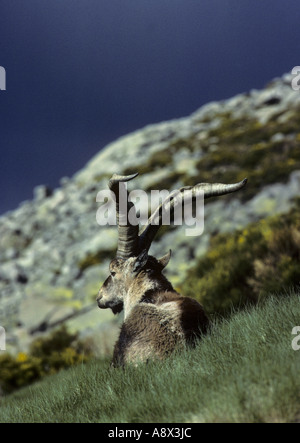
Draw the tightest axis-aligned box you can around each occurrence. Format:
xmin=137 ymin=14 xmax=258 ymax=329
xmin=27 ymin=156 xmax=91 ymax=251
xmin=0 ymin=291 xmax=300 ymax=423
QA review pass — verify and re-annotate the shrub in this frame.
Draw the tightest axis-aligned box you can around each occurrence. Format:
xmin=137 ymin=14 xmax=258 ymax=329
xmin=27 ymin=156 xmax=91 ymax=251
xmin=182 ymin=110 xmax=300 ymax=201
xmin=0 ymin=326 xmax=91 ymax=395
xmin=181 ymin=201 xmax=300 ymax=316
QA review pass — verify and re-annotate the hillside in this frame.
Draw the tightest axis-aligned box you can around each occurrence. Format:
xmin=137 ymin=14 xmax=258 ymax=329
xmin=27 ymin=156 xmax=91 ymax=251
xmin=0 ymin=72 xmax=300 ymax=354
xmin=0 ymin=293 xmax=299 ymax=423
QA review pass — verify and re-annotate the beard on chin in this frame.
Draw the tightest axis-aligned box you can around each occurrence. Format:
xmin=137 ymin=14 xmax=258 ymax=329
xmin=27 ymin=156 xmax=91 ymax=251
xmin=111 ymin=302 xmax=123 ymax=315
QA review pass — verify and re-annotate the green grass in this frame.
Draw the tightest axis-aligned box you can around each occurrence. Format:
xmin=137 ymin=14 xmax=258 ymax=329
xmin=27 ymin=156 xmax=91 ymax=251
xmin=1 ymin=291 xmax=300 ymax=423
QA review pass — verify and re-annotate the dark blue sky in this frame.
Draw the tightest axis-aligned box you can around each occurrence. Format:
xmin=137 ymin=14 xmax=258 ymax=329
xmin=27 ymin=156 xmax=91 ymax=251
xmin=1 ymin=0 xmax=300 ymax=215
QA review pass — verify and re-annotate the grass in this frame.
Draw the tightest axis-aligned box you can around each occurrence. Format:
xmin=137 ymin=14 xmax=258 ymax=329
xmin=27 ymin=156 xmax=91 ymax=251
xmin=0 ymin=291 xmax=300 ymax=423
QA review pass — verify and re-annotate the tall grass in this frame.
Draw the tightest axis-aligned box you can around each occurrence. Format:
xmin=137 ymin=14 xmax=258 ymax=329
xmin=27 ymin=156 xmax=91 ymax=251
xmin=0 ymin=291 xmax=299 ymax=423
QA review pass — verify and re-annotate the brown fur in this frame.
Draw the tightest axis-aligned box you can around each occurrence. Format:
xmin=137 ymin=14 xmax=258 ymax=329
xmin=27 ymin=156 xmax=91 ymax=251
xmin=112 ymin=291 xmax=209 ymax=367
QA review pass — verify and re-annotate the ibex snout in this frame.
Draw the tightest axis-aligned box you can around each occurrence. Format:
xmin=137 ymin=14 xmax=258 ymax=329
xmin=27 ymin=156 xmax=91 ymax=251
xmin=96 ymin=291 xmax=104 ymax=308
xmin=96 ymin=276 xmax=124 ymax=314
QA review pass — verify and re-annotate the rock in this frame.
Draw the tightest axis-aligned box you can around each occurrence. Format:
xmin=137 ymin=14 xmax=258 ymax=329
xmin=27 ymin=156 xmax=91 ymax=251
xmin=33 ymin=185 xmax=53 ymax=201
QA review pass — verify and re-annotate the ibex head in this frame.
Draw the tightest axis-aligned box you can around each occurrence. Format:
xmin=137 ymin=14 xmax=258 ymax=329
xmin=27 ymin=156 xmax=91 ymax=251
xmin=97 ymin=249 xmax=172 ymax=314
xmin=96 ymin=172 xmax=247 ymax=314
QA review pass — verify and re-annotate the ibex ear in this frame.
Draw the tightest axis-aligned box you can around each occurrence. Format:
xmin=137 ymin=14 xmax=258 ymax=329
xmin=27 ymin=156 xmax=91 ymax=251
xmin=133 ymin=249 xmax=149 ymax=273
xmin=158 ymin=250 xmax=172 ymax=269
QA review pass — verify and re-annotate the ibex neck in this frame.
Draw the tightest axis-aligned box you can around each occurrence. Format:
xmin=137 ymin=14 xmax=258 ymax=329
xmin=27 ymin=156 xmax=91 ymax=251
xmin=124 ymin=272 xmax=173 ymax=320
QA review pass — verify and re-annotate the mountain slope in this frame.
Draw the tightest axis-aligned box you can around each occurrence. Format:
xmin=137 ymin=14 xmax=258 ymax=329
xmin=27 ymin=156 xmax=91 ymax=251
xmin=0 ymin=72 xmax=300 ymax=353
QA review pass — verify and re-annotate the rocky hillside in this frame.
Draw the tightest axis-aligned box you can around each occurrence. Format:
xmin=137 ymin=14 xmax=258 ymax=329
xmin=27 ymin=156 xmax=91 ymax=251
xmin=1 ymin=72 xmax=300 ymax=353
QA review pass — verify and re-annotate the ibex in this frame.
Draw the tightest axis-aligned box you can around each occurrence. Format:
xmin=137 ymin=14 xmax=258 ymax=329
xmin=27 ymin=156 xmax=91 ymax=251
xmin=97 ymin=173 xmax=247 ymax=366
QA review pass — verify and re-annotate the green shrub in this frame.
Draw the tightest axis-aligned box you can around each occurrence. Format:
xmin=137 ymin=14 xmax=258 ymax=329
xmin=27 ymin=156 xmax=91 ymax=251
xmin=178 ymin=110 xmax=300 ymax=201
xmin=0 ymin=326 xmax=91 ymax=395
xmin=187 ymin=137 xmax=300 ymax=202
xmin=181 ymin=201 xmax=300 ymax=316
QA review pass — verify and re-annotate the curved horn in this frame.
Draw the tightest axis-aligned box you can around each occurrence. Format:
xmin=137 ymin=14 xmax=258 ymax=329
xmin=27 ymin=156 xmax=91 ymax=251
xmin=188 ymin=178 xmax=248 ymax=199
xmin=109 ymin=173 xmax=139 ymax=259
xmin=138 ymin=178 xmax=247 ymax=253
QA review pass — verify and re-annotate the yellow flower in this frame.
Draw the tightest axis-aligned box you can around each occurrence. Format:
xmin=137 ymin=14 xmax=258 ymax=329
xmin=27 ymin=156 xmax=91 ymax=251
xmin=16 ymin=352 xmax=28 ymax=363
xmin=238 ymin=235 xmax=245 ymax=245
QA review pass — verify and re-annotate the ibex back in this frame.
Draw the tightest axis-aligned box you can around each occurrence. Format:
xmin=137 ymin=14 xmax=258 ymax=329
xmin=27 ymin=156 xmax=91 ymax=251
xmin=97 ymin=173 xmax=247 ymax=366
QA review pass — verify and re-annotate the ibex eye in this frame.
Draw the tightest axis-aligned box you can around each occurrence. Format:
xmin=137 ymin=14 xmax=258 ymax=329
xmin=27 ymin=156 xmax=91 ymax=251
xmin=111 ymin=271 xmax=116 ymax=277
